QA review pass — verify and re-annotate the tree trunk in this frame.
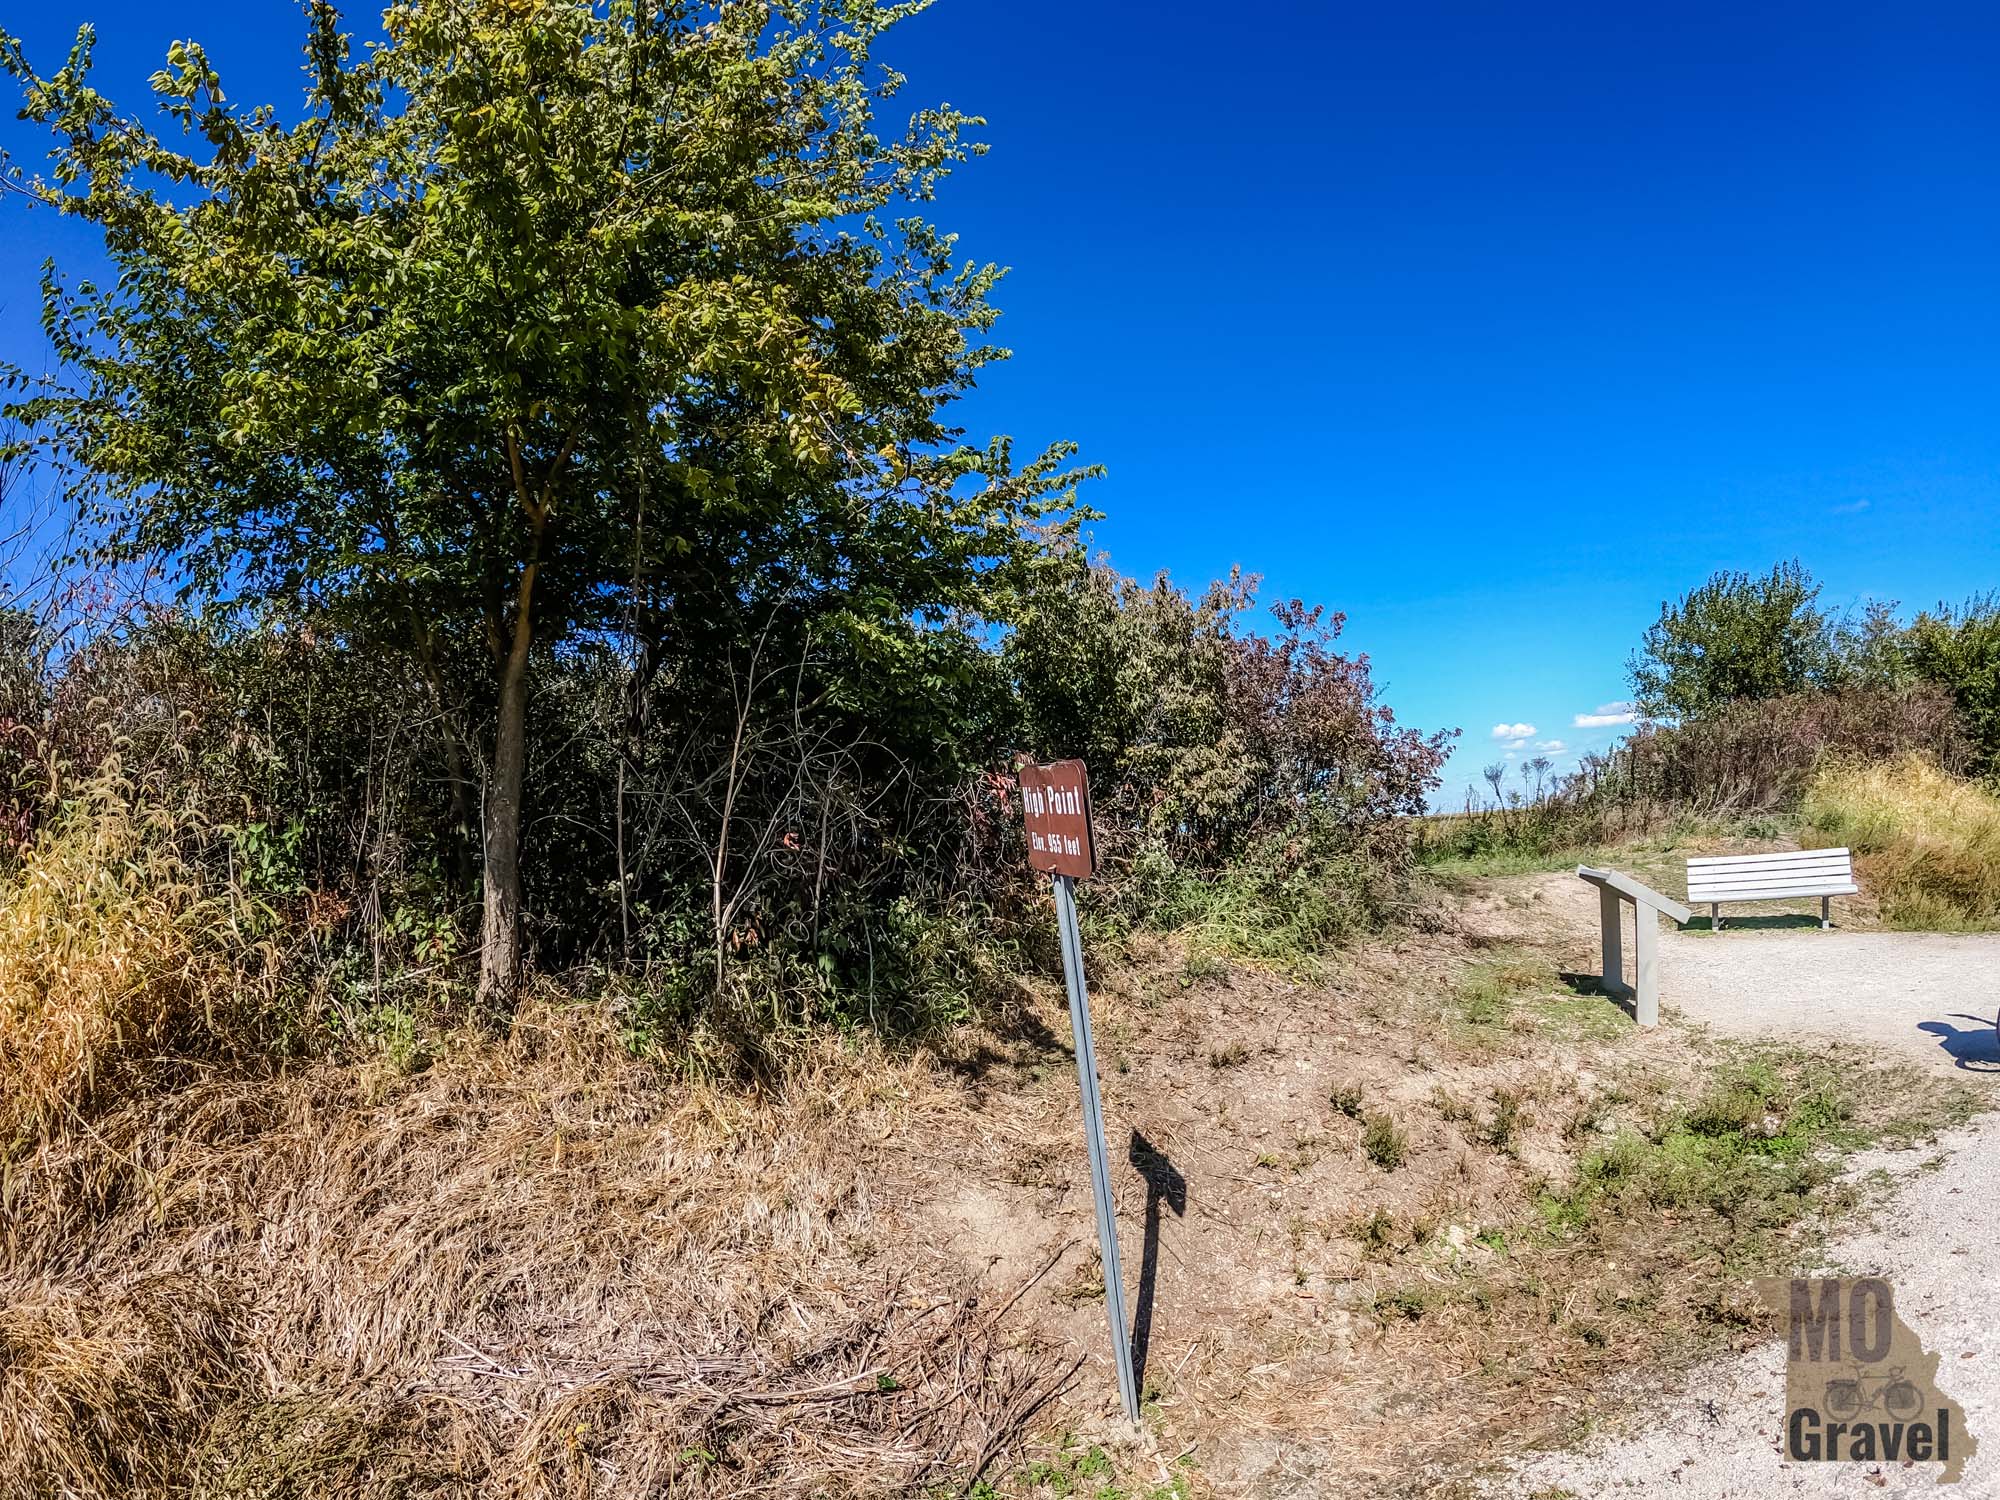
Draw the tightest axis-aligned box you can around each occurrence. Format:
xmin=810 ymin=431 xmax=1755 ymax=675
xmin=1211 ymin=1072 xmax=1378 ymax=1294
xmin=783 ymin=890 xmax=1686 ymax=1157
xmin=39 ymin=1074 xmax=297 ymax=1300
xmin=481 ymin=432 xmax=564 ymax=1014
xmin=478 ymin=572 xmax=537 ymax=1014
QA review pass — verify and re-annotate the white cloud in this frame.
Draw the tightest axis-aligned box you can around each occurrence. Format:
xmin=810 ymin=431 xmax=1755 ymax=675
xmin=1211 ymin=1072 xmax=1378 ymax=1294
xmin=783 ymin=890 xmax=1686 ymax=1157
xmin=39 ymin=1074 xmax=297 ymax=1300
xmin=1831 ymin=499 xmax=1871 ymax=516
xmin=1491 ymin=721 xmax=1536 ymax=740
xmin=1535 ymin=739 xmax=1567 ymax=753
xmin=1573 ymin=701 xmax=1637 ymax=729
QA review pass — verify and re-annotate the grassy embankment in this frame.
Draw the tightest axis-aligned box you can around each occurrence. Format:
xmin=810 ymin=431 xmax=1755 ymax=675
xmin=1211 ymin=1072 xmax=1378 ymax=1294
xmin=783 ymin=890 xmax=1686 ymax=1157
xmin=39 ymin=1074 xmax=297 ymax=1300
xmin=1802 ymin=753 xmax=2000 ymax=930
xmin=0 ymin=778 xmax=1985 ymax=1499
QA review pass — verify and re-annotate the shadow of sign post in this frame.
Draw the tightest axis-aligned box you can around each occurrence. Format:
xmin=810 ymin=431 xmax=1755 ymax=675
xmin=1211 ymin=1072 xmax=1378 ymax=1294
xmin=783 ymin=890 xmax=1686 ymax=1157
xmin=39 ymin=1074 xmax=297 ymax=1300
xmin=1127 ymin=1130 xmax=1184 ymax=1392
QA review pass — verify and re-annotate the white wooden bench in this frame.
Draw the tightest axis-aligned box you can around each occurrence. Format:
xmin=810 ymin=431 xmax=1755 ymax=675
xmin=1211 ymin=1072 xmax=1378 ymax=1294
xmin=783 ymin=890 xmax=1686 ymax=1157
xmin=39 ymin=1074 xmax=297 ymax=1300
xmin=1686 ymin=849 xmax=1857 ymax=931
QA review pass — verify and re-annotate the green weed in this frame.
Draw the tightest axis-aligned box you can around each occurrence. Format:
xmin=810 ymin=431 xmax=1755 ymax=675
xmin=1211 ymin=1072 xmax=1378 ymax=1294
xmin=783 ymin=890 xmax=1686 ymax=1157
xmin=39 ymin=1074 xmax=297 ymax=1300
xmin=994 ymin=1434 xmax=1196 ymax=1500
xmin=1361 ymin=1111 xmax=1407 ymax=1170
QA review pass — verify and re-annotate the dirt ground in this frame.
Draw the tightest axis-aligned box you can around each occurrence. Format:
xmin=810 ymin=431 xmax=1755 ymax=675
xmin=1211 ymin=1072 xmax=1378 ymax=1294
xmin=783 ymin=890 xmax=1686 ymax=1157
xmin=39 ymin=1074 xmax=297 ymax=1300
xmin=896 ymin=871 xmax=1829 ymax=1496
xmin=920 ymin=925 xmax=1642 ymax=1492
xmin=5 ymin=859 xmax=1987 ymax=1499
xmin=907 ymin=862 xmax=1993 ymax=1497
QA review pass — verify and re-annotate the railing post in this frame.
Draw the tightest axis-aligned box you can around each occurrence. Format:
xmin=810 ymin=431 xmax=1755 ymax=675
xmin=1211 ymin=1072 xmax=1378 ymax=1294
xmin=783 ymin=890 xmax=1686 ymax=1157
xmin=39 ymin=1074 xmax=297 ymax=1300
xmin=1599 ymin=884 xmax=1623 ymax=992
xmin=1577 ymin=865 xmax=1687 ymax=1031
xmin=1633 ymin=902 xmax=1660 ymax=1028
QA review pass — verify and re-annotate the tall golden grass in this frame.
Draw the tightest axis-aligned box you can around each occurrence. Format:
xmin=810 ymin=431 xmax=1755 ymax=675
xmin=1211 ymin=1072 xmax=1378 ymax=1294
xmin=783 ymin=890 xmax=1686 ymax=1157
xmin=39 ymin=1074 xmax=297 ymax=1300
xmin=1802 ymin=754 xmax=2000 ymax=930
xmin=0 ymin=748 xmax=281 ymax=1141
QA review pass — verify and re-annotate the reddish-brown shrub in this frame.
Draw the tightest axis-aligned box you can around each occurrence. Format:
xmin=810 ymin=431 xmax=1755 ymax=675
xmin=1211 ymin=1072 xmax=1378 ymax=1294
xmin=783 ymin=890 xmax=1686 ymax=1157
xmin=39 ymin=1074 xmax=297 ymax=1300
xmin=1587 ymin=686 xmax=1967 ymax=814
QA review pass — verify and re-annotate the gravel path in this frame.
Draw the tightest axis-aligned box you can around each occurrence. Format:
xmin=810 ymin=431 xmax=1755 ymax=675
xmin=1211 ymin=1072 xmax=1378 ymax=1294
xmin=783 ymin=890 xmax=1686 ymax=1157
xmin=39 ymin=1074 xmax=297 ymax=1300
xmin=1663 ymin=926 xmax=2000 ymax=1077
xmin=1490 ymin=885 xmax=2000 ymax=1497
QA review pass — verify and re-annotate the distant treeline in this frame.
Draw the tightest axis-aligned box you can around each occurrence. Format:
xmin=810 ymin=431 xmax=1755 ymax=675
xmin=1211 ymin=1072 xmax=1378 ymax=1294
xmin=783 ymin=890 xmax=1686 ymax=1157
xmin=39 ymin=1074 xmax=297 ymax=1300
xmin=1423 ymin=561 xmax=2000 ymax=863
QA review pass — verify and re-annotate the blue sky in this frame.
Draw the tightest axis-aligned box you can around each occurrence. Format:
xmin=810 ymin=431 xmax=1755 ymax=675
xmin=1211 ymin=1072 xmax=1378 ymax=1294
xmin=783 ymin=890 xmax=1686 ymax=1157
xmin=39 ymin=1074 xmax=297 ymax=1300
xmin=3 ymin=1 xmax=1997 ymax=803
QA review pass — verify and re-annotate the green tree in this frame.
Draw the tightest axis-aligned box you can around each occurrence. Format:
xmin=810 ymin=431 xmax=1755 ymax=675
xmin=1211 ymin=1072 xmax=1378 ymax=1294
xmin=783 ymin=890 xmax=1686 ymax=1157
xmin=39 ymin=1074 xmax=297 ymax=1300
xmin=0 ymin=1 xmax=1078 ymax=1010
xmin=1627 ymin=561 xmax=1838 ymax=722
xmin=1905 ymin=596 xmax=2000 ymax=772
xmin=1004 ymin=555 xmax=1150 ymax=788
xmin=1833 ymin=597 xmax=1914 ymax=692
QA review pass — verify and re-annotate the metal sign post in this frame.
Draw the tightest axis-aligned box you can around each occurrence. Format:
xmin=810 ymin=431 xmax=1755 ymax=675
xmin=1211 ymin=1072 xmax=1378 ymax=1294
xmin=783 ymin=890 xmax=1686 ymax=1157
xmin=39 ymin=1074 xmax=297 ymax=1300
xmin=1052 ymin=870 xmax=1140 ymax=1426
xmin=1017 ymin=758 xmax=1140 ymax=1427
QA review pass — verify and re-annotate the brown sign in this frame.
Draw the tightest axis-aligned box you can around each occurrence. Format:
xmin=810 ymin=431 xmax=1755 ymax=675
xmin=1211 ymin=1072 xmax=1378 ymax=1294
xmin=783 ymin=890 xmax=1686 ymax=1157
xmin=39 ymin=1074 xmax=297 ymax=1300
xmin=1018 ymin=758 xmax=1096 ymax=878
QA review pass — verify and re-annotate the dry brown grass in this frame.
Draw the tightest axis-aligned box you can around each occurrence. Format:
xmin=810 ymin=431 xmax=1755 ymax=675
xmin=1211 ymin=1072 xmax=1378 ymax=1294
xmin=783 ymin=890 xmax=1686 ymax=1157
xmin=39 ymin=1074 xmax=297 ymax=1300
xmin=0 ymin=750 xmax=282 ymax=1144
xmin=0 ymin=1002 xmax=1074 ymax=1498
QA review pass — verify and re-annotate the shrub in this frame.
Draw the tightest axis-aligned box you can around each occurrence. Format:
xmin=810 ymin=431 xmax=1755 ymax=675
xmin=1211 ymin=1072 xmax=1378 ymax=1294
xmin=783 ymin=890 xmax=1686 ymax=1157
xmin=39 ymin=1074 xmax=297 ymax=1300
xmin=1011 ymin=560 xmax=1453 ymax=902
xmin=1606 ymin=688 xmax=1968 ymax=812
xmin=1904 ymin=595 xmax=2000 ymax=775
xmin=1628 ymin=561 xmax=1839 ymax=722
xmin=1111 ymin=833 xmax=1414 ymax=973
xmin=1801 ymin=755 xmax=2000 ymax=929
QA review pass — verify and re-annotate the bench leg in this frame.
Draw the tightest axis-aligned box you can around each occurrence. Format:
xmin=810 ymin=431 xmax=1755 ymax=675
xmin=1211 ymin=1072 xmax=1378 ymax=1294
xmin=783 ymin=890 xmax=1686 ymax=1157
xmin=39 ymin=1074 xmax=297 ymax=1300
xmin=1711 ymin=902 xmax=1721 ymax=933
xmin=1821 ymin=894 xmax=1831 ymax=930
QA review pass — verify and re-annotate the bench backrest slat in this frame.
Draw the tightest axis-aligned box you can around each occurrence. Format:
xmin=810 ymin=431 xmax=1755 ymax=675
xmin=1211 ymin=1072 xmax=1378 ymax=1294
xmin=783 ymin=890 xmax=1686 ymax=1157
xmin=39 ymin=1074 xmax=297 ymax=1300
xmin=1686 ymin=874 xmax=1858 ymax=894
xmin=1686 ymin=849 xmax=1850 ymax=869
xmin=1686 ymin=847 xmax=1854 ymax=902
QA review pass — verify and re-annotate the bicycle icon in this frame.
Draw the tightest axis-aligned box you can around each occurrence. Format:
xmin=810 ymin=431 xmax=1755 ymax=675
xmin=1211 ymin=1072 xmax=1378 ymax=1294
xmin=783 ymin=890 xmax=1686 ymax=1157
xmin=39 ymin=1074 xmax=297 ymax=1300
xmin=1822 ymin=1364 xmax=1924 ymax=1421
